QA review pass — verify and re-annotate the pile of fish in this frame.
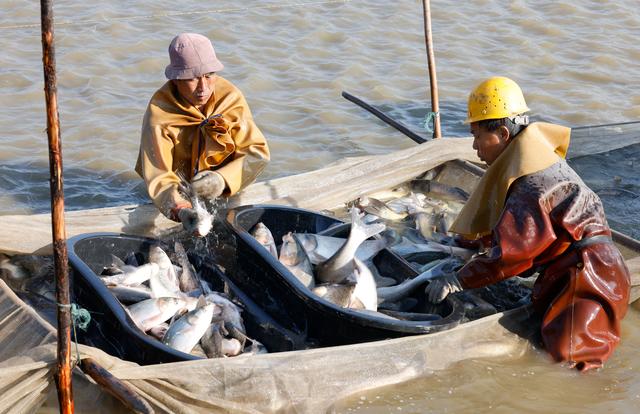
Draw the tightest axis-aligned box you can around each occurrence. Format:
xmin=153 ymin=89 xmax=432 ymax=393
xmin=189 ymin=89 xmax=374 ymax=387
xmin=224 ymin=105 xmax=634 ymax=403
xmin=98 ymin=242 xmax=264 ymax=358
xmin=349 ymin=178 xmax=533 ymax=319
xmin=353 ymin=179 xmax=476 ymax=268
xmin=251 ymin=206 xmax=466 ymax=319
xmin=246 ymin=179 xmax=533 ymax=321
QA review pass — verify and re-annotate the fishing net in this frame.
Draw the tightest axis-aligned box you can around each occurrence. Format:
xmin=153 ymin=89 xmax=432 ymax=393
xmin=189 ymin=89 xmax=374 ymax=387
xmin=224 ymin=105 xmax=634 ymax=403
xmin=0 ymin=279 xmax=534 ymax=414
xmin=567 ymin=120 xmax=640 ymax=159
xmin=568 ymin=121 xmax=640 ymax=240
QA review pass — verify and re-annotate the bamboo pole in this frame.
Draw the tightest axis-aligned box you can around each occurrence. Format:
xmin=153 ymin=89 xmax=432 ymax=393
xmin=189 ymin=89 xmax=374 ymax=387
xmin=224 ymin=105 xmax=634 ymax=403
xmin=421 ymin=0 xmax=441 ymax=138
xmin=39 ymin=0 xmax=74 ymax=412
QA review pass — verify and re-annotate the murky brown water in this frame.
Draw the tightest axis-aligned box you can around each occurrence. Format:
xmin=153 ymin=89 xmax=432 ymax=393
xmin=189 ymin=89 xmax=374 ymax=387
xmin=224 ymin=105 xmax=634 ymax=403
xmin=335 ymin=305 xmax=640 ymax=414
xmin=1 ymin=0 xmax=639 ymax=411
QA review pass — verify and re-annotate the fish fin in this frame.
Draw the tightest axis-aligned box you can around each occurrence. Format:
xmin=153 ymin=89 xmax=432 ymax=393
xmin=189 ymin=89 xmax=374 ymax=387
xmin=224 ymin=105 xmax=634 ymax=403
xmin=199 ymin=274 xmax=212 ymax=296
xmin=348 ymin=296 xmax=366 ymax=310
xmin=344 ymin=273 xmax=358 ymax=286
xmin=350 ymin=207 xmax=386 ymax=243
xmin=109 ymin=254 xmax=126 ymax=268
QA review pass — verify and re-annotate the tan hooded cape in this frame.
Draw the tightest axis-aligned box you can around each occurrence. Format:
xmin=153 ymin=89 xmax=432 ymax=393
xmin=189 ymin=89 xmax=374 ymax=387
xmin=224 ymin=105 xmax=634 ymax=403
xmin=135 ymin=76 xmax=270 ymax=217
xmin=449 ymin=122 xmax=570 ymax=239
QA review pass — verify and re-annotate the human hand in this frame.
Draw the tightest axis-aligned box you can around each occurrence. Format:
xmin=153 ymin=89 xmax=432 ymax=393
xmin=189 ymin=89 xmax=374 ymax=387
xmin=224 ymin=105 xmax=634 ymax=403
xmin=424 ymin=272 xmax=462 ymax=303
xmin=191 ymin=170 xmax=225 ymax=200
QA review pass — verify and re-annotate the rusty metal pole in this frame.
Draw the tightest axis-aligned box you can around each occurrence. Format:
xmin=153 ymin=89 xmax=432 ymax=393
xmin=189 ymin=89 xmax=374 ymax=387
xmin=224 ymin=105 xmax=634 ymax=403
xmin=40 ymin=0 xmax=74 ymax=412
xmin=421 ymin=0 xmax=442 ymax=138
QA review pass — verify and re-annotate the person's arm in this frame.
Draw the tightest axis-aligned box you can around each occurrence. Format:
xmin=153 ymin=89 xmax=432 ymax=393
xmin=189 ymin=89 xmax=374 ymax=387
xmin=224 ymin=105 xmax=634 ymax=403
xmin=457 ymin=185 xmax=558 ymax=289
xmin=136 ymin=109 xmax=191 ymax=219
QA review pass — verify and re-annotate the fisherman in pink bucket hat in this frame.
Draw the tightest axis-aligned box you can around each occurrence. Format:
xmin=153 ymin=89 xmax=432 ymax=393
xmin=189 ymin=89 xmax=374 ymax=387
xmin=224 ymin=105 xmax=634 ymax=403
xmin=136 ymin=33 xmax=270 ymax=237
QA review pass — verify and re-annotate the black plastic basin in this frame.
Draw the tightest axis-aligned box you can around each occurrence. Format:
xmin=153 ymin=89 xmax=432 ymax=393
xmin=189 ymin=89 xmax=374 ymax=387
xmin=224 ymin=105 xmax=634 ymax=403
xmin=224 ymin=205 xmax=465 ymax=347
xmin=67 ymin=232 xmax=306 ymax=365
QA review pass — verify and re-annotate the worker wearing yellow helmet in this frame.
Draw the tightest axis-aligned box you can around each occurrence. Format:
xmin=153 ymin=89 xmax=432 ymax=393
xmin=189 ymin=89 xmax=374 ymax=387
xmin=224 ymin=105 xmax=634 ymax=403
xmin=425 ymin=76 xmax=630 ymax=372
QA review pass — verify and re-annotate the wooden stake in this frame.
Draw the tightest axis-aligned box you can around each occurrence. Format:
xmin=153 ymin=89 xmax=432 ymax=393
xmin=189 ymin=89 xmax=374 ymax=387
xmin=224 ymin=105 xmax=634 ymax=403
xmin=80 ymin=359 xmax=155 ymax=414
xmin=422 ymin=0 xmax=442 ymax=138
xmin=39 ymin=1 xmax=74 ymax=412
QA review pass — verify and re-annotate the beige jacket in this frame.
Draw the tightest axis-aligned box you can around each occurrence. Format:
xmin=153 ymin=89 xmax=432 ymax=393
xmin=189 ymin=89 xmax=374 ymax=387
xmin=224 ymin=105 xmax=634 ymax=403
xmin=135 ymin=77 xmax=270 ymax=218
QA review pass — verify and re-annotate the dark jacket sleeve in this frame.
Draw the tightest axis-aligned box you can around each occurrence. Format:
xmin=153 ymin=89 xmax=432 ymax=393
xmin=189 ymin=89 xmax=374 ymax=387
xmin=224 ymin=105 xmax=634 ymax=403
xmin=457 ymin=180 xmax=558 ymax=289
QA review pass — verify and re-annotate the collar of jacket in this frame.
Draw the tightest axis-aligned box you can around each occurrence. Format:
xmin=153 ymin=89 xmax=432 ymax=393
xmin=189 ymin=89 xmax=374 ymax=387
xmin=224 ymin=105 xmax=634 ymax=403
xmin=449 ymin=122 xmax=571 ymax=239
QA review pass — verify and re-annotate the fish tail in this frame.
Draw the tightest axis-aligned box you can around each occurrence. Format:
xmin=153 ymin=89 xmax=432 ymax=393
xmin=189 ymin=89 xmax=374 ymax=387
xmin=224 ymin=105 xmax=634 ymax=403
xmin=350 ymin=207 xmax=386 ymax=244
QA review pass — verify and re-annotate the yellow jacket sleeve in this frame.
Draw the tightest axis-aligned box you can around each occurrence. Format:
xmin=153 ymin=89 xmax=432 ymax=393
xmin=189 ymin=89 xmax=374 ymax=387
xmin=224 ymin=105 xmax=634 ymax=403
xmin=135 ymin=106 xmax=190 ymax=218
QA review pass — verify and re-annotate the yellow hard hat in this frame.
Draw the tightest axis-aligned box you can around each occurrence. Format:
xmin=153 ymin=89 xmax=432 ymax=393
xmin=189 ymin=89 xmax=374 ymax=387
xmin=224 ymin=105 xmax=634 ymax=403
xmin=464 ymin=76 xmax=530 ymax=124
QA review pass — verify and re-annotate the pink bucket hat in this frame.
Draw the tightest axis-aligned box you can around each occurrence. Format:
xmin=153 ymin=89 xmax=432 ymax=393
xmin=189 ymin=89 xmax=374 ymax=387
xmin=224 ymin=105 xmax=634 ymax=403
xmin=165 ymin=33 xmax=224 ymax=80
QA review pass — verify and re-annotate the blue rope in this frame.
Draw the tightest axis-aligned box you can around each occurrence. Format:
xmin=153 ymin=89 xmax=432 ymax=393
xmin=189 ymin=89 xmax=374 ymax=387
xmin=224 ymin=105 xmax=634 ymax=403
xmin=71 ymin=303 xmax=91 ymax=331
xmin=422 ymin=111 xmax=439 ymax=133
xmin=58 ymin=302 xmax=92 ymax=367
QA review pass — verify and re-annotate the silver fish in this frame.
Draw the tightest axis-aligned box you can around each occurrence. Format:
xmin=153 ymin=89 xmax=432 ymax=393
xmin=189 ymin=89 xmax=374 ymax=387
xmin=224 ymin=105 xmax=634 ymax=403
xmin=127 ymin=297 xmax=186 ymax=332
xmin=356 ymin=196 xmax=407 ymax=221
xmin=384 ymin=192 xmax=427 ymax=215
xmin=149 ymin=245 xmax=174 ymax=271
xmin=149 ymin=245 xmax=181 ymax=297
xmin=409 ymin=179 xmax=470 ymax=203
xmin=251 ymin=222 xmax=278 ymax=258
xmin=279 ymin=232 xmax=315 ymax=288
xmin=108 ymin=284 xmax=153 ymax=304
xmin=311 ymin=281 xmax=357 ymax=308
xmin=412 ymin=209 xmax=444 ymax=240
xmin=178 ymin=175 xmax=214 ymax=238
xmin=149 ymin=266 xmax=182 ymax=298
xmin=377 ymin=258 xmax=463 ymax=303
xmin=100 ymin=262 xmax=159 ymax=287
xmin=163 ymin=298 xmax=215 ymax=353
xmin=100 ymin=254 xmax=128 ymax=275
xmin=200 ymin=320 xmax=246 ymax=357
xmin=350 ymin=258 xmax=378 ymax=311
xmin=316 ymin=208 xmax=385 ymax=284
xmin=389 ymin=237 xmax=474 ymax=260
xmin=205 ymin=292 xmax=246 ymax=344
xmin=174 ymin=241 xmax=200 ymax=292
xmin=200 ymin=320 xmax=228 ymax=358
xmin=293 ymin=233 xmax=387 ymax=265
xmin=427 ymin=241 xmax=476 ymax=260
